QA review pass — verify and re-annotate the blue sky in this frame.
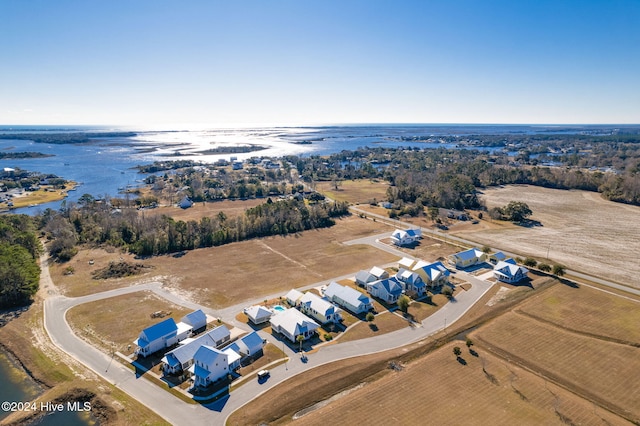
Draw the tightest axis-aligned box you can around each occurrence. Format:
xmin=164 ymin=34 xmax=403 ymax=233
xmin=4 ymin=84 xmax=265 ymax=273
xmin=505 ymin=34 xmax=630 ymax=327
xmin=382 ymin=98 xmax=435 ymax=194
xmin=1 ymin=0 xmax=639 ymax=126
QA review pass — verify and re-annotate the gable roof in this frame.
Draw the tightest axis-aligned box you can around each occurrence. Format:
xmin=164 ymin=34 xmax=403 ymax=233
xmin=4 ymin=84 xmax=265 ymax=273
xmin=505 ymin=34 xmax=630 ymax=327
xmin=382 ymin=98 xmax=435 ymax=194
xmin=413 ymin=261 xmax=450 ymax=281
xmin=369 ymin=266 xmax=388 ymax=279
xmin=193 ymin=345 xmax=227 ymax=367
xmin=494 ymin=260 xmax=528 ymax=278
xmin=355 ymin=270 xmax=377 ymax=284
xmin=453 ymin=248 xmax=485 ymax=261
xmin=162 ymin=327 xmax=227 ymax=367
xmin=324 ymin=282 xmax=372 ymax=308
xmin=396 ymin=268 xmax=425 ymax=286
xmin=398 ymin=257 xmax=416 ymax=269
xmin=299 ymin=292 xmax=338 ymax=316
xmin=181 ymin=310 xmax=207 ymax=328
xmin=369 ymin=277 xmax=403 ymax=296
xmin=285 ymin=289 xmax=304 ymax=303
xmin=238 ymin=331 xmax=265 ymax=352
xmin=208 ymin=325 xmax=230 ymax=342
xmin=269 ymin=308 xmax=319 ymax=336
xmin=140 ymin=318 xmax=177 ymax=343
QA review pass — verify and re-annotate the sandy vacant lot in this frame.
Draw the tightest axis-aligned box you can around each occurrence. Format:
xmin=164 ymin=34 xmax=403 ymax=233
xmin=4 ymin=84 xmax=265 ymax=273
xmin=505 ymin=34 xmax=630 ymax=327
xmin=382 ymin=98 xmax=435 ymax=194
xmin=455 ymin=185 xmax=640 ymax=287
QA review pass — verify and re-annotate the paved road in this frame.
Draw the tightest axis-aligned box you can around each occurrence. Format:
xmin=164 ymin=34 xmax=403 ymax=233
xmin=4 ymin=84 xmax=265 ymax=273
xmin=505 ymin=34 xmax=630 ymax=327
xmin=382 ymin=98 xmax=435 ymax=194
xmin=350 ymin=205 xmax=640 ymax=296
xmin=42 ymin=246 xmax=493 ymax=425
xmin=41 ymin=205 xmax=640 ymax=425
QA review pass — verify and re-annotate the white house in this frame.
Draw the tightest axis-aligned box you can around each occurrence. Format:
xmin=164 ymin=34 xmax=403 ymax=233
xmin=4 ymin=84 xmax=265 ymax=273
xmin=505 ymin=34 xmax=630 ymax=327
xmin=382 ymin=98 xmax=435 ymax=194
xmin=208 ymin=325 xmax=231 ymax=347
xmin=369 ymin=266 xmax=389 ymax=280
xmin=270 ymin=308 xmax=319 ymax=343
xmin=298 ymin=292 xmax=341 ymax=324
xmin=355 ymin=270 xmax=378 ymax=287
xmin=180 ymin=309 xmax=207 ymax=332
xmin=395 ymin=269 xmax=426 ymax=296
xmin=398 ymin=257 xmax=416 ymax=270
xmin=285 ymin=289 xmax=304 ymax=306
xmin=161 ymin=328 xmax=230 ymax=375
xmin=390 ymin=228 xmax=422 ymax=246
xmin=367 ymin=277 xmax=404 ymax=304
xmin=244 ymin=305 xmax=273 ymax=325
xmin=134 ymin=318 xmax=179 ymax=358
xmin=323 ymin=282 xmax=373 ymax=314
xmin=190 ymin=345 xmax=229 ymax=388
xmin=228 ymin=331 xmax=266 ymax=358
xmin=412 ymin=260 xmax=451 ymax=288
xmin=493 ymin=259 xmax=529 ymax=283
xmin=448 ymin=248 xmax=487 ymax=269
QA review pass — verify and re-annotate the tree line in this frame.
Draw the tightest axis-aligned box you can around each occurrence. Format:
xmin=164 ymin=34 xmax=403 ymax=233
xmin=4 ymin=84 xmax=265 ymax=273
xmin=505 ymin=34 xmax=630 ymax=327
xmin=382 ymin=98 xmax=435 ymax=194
xmin=0 ymin=215 xmax=41 ymax=308
xmin=41 ymin=197 xmax=349 ymax=258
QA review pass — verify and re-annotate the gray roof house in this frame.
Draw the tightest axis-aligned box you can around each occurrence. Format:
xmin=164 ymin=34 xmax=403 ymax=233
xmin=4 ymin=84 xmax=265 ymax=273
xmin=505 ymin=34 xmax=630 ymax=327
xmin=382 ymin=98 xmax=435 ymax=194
xmin=323 ymin=282 xmax=373 ymax=314
xmin=270 ymin=308 xmax=319 ymax=343
xmin=298 ymin=292 xmax=341 ymax=324
xmin=161 ymin=327 xmax=230 ymax=375
xmin=180 ymin=309 xmax=207 ymax=332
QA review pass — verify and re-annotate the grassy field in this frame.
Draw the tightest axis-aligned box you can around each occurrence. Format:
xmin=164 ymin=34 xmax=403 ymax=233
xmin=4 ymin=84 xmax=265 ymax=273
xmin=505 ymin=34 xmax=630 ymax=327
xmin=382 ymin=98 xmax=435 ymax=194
xmin=316 ymin=179 xmax=390 ymax=204
xmin=337 ymin=311 xmax=408 ymax=343
xmin=518 ymin=283 xmax=640 ymax=345
xmin=53 ymin=215 xmax=398 ymax=308
xmin=455 ymin=185 xmax=640 ymax=287
xmin=291 ymin=341 xmax=632 ymax=426
xmin=144 ymin=198 xmax=265 ymax=221
xmin=66 ymin=291 xmax=194 ymax=355
xmin=474 ymin=311 xmax=640 ymax=423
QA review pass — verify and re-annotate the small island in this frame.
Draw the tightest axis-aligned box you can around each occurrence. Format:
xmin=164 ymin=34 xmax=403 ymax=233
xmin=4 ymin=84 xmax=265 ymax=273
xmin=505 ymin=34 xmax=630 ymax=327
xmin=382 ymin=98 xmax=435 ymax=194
xmin=0 ymin=151 xmax=54 ymax=159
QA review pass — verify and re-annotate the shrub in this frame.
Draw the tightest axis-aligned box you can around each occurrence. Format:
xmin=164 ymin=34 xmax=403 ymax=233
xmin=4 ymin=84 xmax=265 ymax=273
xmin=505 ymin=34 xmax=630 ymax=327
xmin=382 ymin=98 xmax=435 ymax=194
xmin=365 ymin=312 xmax=375 ymax=322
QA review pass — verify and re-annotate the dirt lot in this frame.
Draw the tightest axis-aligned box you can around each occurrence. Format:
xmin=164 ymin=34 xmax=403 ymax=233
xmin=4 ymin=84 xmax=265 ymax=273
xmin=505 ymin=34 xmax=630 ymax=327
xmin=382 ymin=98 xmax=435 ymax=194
xmin=291 ymin=341 xmax=631 ymax=426
xmin=145 ymin=198 xmax=265 ymax=221
xmin=51 ymin=215 xmax=397 ymax=308
xmin=316 ymin=179 xmax=390 ymax=204
xmin=455 ymin=185 xmax=640 ymax=287
xmin=66 ymin=291 xmax=194 ymax=355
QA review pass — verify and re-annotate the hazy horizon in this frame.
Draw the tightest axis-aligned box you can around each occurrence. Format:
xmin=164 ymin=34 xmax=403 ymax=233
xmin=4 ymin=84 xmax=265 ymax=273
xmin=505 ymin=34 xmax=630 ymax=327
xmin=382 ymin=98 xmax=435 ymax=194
xmin=1 ymin=1 xmax=639 ymax=126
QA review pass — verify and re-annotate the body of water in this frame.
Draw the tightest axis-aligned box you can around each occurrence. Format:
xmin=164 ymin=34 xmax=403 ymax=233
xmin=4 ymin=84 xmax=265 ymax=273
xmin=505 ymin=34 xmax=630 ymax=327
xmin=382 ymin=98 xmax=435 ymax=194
xmin=0 ymin=124 xmax=627 ymax=214
xmin=0 ymin=350 xmax=42 ymax=422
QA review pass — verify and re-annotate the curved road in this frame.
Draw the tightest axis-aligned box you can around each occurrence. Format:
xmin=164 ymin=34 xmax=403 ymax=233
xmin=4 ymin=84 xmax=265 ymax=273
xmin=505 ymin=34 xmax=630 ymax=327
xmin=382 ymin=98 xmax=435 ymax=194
xmin=350 ymin=205 xmax=640 ymax=297
xmin=42 ymin=245 xmax=493 ymax=425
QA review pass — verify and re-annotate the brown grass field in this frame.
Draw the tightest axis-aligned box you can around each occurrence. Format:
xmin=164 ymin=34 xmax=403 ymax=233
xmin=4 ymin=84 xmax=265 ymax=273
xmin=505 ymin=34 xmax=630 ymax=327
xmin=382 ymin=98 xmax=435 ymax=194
xmin=473 ymin=311 xmax=640 ymax=423
xmin=456 ymin=185 xmax=640 ymax=287
xmin=51 ymin=215 xmax=398 ymax=308
xmin=291 ymin=341 xmax=632 ymax=426
xmin=337 ymin=311 xmax=408 ymax=343
xmin=518 ymin=283 xmax=640 ymax=345
xmin=66 ymin=291 xmax=193 ymax=355
xmin=316 ymin=179 xmax=390 ymax=204
xmin=145 ymin=198 xmax=265 ymax=221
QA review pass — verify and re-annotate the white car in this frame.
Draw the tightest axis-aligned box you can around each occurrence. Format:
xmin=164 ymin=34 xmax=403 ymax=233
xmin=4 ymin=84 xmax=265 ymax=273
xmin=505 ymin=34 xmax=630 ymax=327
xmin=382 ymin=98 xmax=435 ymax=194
xmin=257 ymin=369 xmax=270 ymax=380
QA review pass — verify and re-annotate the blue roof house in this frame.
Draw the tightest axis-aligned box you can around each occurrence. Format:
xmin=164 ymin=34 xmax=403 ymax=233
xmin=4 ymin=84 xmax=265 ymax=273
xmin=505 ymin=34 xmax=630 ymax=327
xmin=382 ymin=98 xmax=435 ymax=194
xmin=134 ymin=318 xmax=179 ymax=358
